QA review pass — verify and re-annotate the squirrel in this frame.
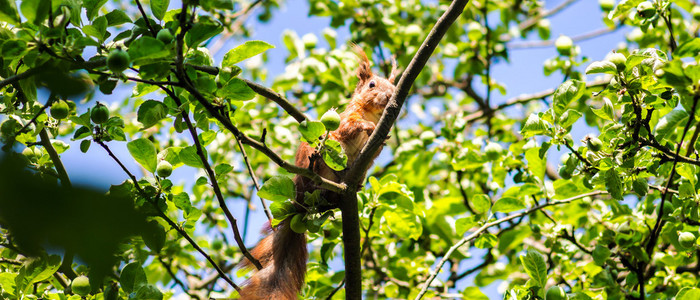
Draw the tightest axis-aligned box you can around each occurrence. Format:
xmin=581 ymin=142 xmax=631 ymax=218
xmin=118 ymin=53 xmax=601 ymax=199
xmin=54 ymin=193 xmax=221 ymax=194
xmin=237 ymin=46 xmax=398 ymax=300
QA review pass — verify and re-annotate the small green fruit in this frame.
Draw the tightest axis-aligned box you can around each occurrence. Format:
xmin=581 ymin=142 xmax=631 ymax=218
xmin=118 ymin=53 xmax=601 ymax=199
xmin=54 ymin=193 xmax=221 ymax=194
xmin=71 ymin=275 xmax=91 ymax=297
xmin=484 ymin=142 xmax=503 ymax=161
xmin=692 ymin=6 xmax=700 ymax=21
xmin=419 ymin=131 xmax=437 ymax=143
xmin=587 ymin=136 xmax=603 ymax=152
xmin=50 ymin=100 xmax=70 ymax=120
xmin=558 ymin=166 xmax=572 ymax=180
xmin=157 ymin=28 xmax=174 ymax=44
xmin=607 ymin=52 xmax=626 ymax=72
xmin=107 ymin=49 xmax=130 ymax=73
xmin=320 ymin=109 xmax=341 ymax=131
xmin=599 ymin=0 xmax=615 ymax=11
xmin=654 ymin=69 xmax=665 ymax=78
xmin=679 ymin=232 xmax=696 ymax=249
xmin=555 ymin=35 xmax=573 ymax=56
xmin=290 ymin=214 xmax=307 ymax=234
xmin=91 ymin=103 xmax=110 ymax=124
xmin=637 ymin=1 xmax=655 ymax=19
xmin=156 ymin=160 xmax=173 ymax=178
xmin=22 ymin=147 xmax=40 ymax=162
xmin=545 ymin=286 xmax=567 ymax=300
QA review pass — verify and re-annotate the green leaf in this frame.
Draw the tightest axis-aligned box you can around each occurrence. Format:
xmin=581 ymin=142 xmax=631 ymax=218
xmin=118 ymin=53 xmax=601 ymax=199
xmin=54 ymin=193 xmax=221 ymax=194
xmin=137 ymin=100 xmax=168 ymax=129
xmin=127 ymin=36 xmax=169 ymax=64
xmin=185 ymin=16 xmax=222 ymax=48
xmin=127 ymin=138 xmax=157 ymax=173
xmin=585 ymin=61 xmax=617 ymax=75
xmin=605 ymin=168 xmax=623 ymax=200
xmin=105 ymin=10 xmax=132 ymax=26
xmin=675 ymin=38 xmax=700 ymax=58
xmin=0 ymin=0 xmax=19 ymax=25
xmin=660 ymin=59 xmax=692 ymax=88
xmin=16 ymin=255 xmax=61 ymax=294
xmin=258 ymin=175 xmax=295 ymax=202
xmin=269 ymin=201 xmax=296 ymax=221
xmin=677 ymin=288 xmax=700 ymax=300
xmin=120 ymin=262 xmax=147 ymax=293
xmin=521 ymin=113 xmax=549 ymax=138
xmin=525 ymin=147 xmax=546 ymax=183
xmin=298 ymin=120 xmax=326 ymax=144
xmin=384 ymin=209 xmax=422 ymax=239
xmin=150 ymin=0 xmax=169 ymax=20
xmin=553 ymin=80 xmax=585 ymax=116
xmin=322 ymin=139 xmax=347 ymax=171
xmin=455 ymin=216 xmax=477 ymax=236
xmin=133 ymin=284 xmax=163 ymax=300
xmin=474 ymin=233 xmax=498 ymax=248
xmin=80 ymin=140 xmax=91 ymax=153
xmin=558 ymin=109 xmax=582 ymax=129
xmin=592 ymin=245 xmax=611 ymax=266
xmin=492 ymin=197 xmax=525 ymax=213
xmin=216 ymin=78 xmax=256 ymax=100
xmin=654 ymin=109 xmax=688 ymax=142
xmin=20 ymin=0 xmax=50 ymax=25
xmin=470 ymin=194 xmax=491 ymax=214
xmin=179 ymin=146 xmax=204 ymax=168
xmin=222 ymin=41 xmax=274 ymax=66
xmin=462 ymin=287 xmax=489 ymax=300
xmin=83 ymin=16 xmax=108 ymax=42
xmin=591 ymin=97 xmax=615 ymax=122
xmin=520 ymin=249 xmax=547 ymax=288
xmin=632 ymin=177 xmax=648 ymax=196
xmin=451 ymin=148 xmax=486 ymax=170
xmin=83 ymin=0 xmax=107 ymax=21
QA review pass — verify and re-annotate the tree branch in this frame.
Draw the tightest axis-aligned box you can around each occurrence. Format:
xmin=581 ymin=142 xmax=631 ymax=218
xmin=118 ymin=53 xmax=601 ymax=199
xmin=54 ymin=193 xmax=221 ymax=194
xmin=38 ymin=128 xmax=71 ymax=188
xmin=95 ymin=140 xmax=241 ymax=292
xmin=161 ymin=86 xmax=262 ymax=270
xmin=508 ymin=25 xmax=620 ymax=49
xmin=414 ymin=190 xmax=606 ymax=300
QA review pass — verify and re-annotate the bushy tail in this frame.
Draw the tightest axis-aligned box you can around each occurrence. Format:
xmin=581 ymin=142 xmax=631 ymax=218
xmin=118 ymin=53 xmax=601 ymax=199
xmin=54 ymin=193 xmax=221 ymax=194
xmin=238 ymin=220 xmax=307 ymax=300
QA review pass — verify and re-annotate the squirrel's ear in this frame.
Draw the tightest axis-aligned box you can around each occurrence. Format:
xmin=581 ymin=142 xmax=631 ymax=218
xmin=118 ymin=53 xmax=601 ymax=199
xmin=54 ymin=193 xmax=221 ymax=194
xmin=352 ymin=45 xmax=373 ymax=82
xmin=388 ymin=56 xmax=399 ymax=84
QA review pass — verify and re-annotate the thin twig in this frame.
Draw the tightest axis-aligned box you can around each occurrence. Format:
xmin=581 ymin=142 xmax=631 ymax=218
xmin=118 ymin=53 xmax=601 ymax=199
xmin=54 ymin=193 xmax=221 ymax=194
xmin=159 ymin=85 xmax=263 ymax=270
xmin=96 ymin=140 xmax=241 ymax=292
xmin=38 ymin=128 xmax=71 ymax=187
xmin=509 ymin=26 xmax=620 ymax=49
xmin=232 ymin=134 xmax=272 ymax=222
xmin=135 ymin=0 xmax=158 ymax=37
xmin=414 ymin=190 xmax=606 ymax=300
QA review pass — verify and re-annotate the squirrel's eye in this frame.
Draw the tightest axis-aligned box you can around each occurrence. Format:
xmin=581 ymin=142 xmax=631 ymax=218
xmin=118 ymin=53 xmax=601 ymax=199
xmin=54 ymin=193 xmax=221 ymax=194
xmin=369 ymin=81 xmax=376 ymax=88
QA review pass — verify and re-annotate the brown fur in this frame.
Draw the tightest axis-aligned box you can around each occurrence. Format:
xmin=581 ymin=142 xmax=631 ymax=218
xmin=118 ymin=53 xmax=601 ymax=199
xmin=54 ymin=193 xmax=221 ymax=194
xmin=238 ymin=46 xmax=397 ymax=300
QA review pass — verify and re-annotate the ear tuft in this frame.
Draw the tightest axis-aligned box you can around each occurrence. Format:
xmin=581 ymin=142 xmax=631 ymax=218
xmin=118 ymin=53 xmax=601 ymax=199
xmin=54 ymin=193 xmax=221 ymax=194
xmin=388 ymin=56 xmax=399 ymax=84
xmin=352 ymin=44 xmax=373 ymax=82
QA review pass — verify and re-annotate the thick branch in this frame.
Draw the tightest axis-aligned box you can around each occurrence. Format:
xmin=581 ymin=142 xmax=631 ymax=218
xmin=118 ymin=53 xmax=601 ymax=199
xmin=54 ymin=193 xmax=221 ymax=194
xmin=414 ymin=191 xmax=606 ymax=300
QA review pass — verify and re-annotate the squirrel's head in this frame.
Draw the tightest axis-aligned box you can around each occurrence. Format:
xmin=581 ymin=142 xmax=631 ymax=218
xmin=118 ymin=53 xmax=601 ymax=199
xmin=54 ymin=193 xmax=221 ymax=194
xmin=351 ymin=45 xmax=398 ymax=122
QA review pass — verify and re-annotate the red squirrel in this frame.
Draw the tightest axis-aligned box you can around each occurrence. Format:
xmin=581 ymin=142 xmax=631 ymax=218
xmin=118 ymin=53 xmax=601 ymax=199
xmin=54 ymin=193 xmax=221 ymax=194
xmin=238 ymin=46 xmax=398 ymax=300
